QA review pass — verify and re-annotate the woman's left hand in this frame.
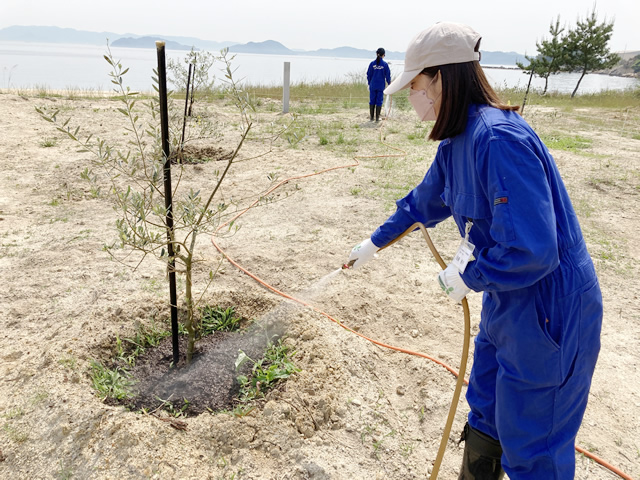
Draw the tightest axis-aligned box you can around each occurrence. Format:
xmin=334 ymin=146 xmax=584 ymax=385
xmin=438 ymin=264 xmax=471 ymax=303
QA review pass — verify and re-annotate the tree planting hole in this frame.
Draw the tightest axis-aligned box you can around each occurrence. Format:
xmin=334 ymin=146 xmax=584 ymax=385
xmin=107 ymin=297 xmax=288 ymax=416
xmin=178 ymin=145 xmax=234 ymax=164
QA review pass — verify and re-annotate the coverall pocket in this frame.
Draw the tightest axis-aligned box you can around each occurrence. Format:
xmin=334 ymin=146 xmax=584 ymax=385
xmin=534 ymin=288 xmax=561 ymax=350
xmin=441 ymin=188 xmax=491 ymax=221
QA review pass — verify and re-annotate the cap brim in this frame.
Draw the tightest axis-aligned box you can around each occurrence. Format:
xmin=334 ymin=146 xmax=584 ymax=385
xmin=384 ymin=69 xmax=422 ymax=95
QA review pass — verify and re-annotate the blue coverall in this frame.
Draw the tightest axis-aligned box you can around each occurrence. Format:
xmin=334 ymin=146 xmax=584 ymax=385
xmin=371 ymin=104 xmax=603 ymax=479
xmin=367 ymin=58 xmax=391 ymax=106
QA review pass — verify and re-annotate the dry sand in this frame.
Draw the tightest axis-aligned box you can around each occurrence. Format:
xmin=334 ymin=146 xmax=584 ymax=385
xmin=0 ymin=92 xmax=639 ymax=479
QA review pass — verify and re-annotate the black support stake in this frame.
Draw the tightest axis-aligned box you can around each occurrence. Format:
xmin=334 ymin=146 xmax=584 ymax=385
xmin=180 ymin=63 xmax=193 ymax=152
xmin=188 ymin=53 xmax=196 ymax=117
xmin=156 ymin=41 xmax=180 ymax=366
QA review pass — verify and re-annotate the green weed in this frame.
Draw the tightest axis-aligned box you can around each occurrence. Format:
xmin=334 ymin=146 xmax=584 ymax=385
xmin=3 ymin=407 xmax=24 ymax=420
xmin=400 ymin=442 xmax=415 ymax=458
xmin=58 ymin=355 xmax=78 ymax=371
xmin=539 ymin=133 xmax=592 ymax=152
xmin=35 ymin=84 xmax=55 ymax=98
xmin=235 ymin=339 xmax=299 ymax=402
xmin=407 ymin=123 xmax=430 ymax=142
xmin=89 ymin=360 xmax=134 ymax=400
xmin=200 ymin=305 xmax=243 ymax=334
xmin=574 ymin=199 xmax=594 ymax=218
xmin=161 ymin=397 xmax=191 ymax=418
xmin=2 ymin=422 xmax=28 ymax=443
xmin=40 ymin=137 xmax=57 ymax=148
xmin=30 ymin=389 xmax=49 ymax=406
xmin=141 ymin=278 xmax=164 ymax=295
xmin=230 ymin=405 xmax=255 ymax=417
xmin=596 ymin=238 xmax=618 ymax=261
xmin=372 ymin=429 xmax=396 ymax=459
xmin=115 ymin=321 xmax=170 ymax=367
xmin=56 ymin=460 xmax=73 ymax=480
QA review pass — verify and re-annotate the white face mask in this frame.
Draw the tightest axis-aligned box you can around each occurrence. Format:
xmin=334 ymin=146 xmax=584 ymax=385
xmin=408 ymin=75 xmax=439 ymax=121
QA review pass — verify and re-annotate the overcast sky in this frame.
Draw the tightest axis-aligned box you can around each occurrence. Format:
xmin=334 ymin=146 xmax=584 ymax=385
xmin=1 ymin=0 xmax=638 ymax=54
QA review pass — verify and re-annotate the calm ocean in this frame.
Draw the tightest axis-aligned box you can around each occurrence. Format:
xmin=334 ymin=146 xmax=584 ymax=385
xmin=1 ymin=42 xmax=638 ymax=95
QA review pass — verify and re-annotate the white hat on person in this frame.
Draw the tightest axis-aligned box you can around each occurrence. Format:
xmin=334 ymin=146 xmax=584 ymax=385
xmin=384 ymin=22 xmax=481 ymax=95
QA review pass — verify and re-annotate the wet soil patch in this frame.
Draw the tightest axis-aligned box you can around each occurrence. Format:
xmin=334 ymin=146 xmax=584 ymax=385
xmin=121 ymin=329 xmax=276 ymax=416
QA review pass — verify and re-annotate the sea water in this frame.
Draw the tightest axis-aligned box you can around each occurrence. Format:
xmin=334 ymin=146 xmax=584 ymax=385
xmin=1 ymin=41 xmax=638 ymax=94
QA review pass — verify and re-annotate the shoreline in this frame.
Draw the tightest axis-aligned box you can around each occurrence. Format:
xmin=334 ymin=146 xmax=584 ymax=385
xmin=482 ymin=64 xmax=640 ymax=79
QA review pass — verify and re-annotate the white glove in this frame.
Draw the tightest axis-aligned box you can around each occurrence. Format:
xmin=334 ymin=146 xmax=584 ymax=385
xmin=347 ymin=238 xmax=379 ymax=269
xmin=438 ymin=264 xmax=471 ymax=303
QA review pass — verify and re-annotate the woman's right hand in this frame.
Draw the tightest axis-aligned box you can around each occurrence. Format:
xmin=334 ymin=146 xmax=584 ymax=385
xmin=346 ymin=238 xmax=379 ymax=269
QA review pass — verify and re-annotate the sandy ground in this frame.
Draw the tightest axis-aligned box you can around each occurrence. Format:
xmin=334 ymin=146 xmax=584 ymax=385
xmin=0 ymin=91 xmax=639 ymax=480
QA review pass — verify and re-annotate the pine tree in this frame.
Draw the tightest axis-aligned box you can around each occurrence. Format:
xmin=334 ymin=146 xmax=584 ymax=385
xmin=563 ymin=8 xmax=620 ymax=97
xmin=517 ymin=17 xmax=566 ymax=94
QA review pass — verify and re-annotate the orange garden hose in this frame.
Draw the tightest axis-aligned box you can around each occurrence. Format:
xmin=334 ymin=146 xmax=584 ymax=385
xmin=209 ymin=116 xmax=635 ymax=480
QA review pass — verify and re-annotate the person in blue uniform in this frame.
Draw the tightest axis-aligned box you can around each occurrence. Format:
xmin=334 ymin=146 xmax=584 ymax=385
xmin=367 ymin=47 xmax=391 ymax=122
xmin=347 ymin=22 xmax=602 ymax=480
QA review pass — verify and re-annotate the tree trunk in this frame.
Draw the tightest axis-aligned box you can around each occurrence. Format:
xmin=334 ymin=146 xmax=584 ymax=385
xmin=543 ymin=76 xmax=549 ymax=95
xmin=571 ymin=69 xmax=587 ymax=98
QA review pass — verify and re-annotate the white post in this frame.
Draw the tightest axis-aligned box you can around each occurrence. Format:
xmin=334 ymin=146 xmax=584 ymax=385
xmin=283 ymin=62 xmax=290 ymax=113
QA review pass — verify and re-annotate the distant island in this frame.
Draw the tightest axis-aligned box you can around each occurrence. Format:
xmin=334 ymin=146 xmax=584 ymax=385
xmin=0 ymin=25 xmax=532 ymax=66
xmin=112 ymin=36 xmax=195 ymax=50
xmin=0 ymin=25 xmax=234 ymax=51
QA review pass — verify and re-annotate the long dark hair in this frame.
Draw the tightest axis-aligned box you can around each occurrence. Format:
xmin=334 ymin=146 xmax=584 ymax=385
xmin=425 ymin=62 xmax=519 ymax=141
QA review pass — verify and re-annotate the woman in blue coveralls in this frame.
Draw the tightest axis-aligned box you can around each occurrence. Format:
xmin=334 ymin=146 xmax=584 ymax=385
xmin=367 ymin=47 xmax=391 ymax=122
xmin=347 ymin=22 xmax=602 ymax=480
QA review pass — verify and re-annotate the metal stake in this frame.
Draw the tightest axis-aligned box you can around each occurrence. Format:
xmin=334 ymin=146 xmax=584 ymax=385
xmin=180 ymin=63 xmax=193 ymax=152
xmin=156 ymin=41 xmax=180 ymax=366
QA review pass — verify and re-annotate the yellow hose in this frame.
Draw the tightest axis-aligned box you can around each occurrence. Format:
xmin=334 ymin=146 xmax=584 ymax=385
xmin=380 ymin=222 xmax=471 ymax=479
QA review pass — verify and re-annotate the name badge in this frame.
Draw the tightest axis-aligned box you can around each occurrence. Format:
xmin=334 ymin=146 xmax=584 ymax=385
xmin=451 ymin=221 xmax=475 ymax=273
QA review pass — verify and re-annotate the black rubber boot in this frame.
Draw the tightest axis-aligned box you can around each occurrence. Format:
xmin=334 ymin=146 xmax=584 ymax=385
xmin=369 ymin=104 xmax=375 ymax=121
xmin=458 ymin=423 xmax=505 ymax=480
xmin=375 ymin=105 xmax=382 ymax=122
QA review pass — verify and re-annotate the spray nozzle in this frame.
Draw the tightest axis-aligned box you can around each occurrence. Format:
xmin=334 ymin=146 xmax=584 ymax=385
xmin=342 ymin=259 xmax=356 ymax=270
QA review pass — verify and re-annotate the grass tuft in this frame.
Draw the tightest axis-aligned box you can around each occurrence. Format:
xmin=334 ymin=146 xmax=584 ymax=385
xmin=235 ymin=339 xmax=299 ymax=402
xmin=538 ymin=134 xmax=592 ymax=152
xmin=200 ymin=305 xmax=243 ymax=334
xmin=89 ymin=360 xmax=134 ymax=400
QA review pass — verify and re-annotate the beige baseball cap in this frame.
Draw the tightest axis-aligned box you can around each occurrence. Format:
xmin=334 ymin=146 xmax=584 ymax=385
xmin=384 ymin=22 xmax=481 ymax=95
